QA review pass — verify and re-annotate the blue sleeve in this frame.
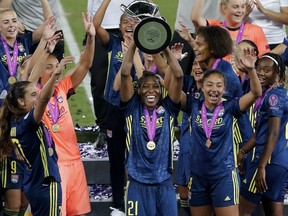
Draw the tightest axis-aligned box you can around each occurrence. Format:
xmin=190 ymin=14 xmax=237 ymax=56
xmin=120 ymin=94 xmax=139 ymax=117
xmin=281 ymin=47 xmax=288 ymax=67
xmin=162 ymin=96 xmax=181 ymax=119
xmin=263 ymin=91 xmax=284 ymax=118
xmin=19 ymin=32 xmax=33 ymax=54
xmin=104 ymin=33 xmax=122 ymax=52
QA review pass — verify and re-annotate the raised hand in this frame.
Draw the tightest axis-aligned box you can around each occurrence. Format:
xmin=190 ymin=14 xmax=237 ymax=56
xmin=42 ymin=16 xmax=57 ymax=40
xmin=53 ymin=56 xmax=75 ymax=79
xmin=234 ymin=46 xmax=257 ymax=73
xmin=175 ymin=20 xmax=194 ymax=44
xmin=171 ymin=42 xmax=188 ymax=61
xmin=46 ymin=32 xmax=62 ymax=54
xmin=82 ymin=12 xmax=95 ymax=37
xmin=253 ymin=0 xmax=265 ymax=14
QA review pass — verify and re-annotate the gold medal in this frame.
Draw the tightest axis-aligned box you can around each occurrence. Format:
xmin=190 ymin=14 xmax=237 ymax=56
xmin=51 ymin=124 xmax=60 ymax=133
xmin=146 ymin=141 xmax=156 ymax=150
xmin=8 ymin=76 xmax=16 ymax=84
xmin=48 ymin=147 xmax=54 ymax=156
xmin=206 ymin=139 xmax=212 ymax=148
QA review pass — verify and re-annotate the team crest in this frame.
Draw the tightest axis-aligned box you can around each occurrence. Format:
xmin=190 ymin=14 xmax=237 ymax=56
xmin=268 ymin=94 xmax=278 ymax=106
xmin=156 ymin=106 xmax=165 ymax=114
xmin=18 ymin=42 xmax=25 ymax=53
xmin=10 ymin=127 xmax=16 ymax=137
xmin=57 ymin=95 xmax=63 ymax=103
xmin=11 ymin=175 xmax=19 ymax=183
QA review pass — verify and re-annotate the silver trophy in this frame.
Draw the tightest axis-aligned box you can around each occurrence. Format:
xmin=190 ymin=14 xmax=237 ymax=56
xmin=121 ymin=0 xmax=171 ymax=54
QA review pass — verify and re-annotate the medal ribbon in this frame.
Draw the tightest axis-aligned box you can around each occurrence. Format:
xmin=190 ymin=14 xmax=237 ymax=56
xmin=43 ymin=125 xmax=52 ymax=148
xmin=144 ymin=64 xmax=157 ymax=73
xmin=143 ymin=106 xmax=157 ymax=141
xmin=223 ymin=21 xmax=245 ymax=44
xmin=201 ymin=102 xmax=223 ymax=141
xmin=1 ymin=36 xmax=18 ymax=77
xmin=253 ymin=83 xmax=276 ymax=113
xmin=212 ymin=58 xmax=221 ymax=69
xmin=37 ymin=83 xmax=59 ymax=125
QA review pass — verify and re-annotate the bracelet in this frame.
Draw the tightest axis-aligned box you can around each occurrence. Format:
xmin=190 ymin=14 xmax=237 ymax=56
xmin=239 ymin=148 xmax=247 ymax=158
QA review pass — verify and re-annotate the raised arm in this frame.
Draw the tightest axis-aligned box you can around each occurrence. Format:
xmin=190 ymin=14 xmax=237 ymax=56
xmin=33 ymin=58 xmax=63 ymax=123
xmin=163 ymin=47 xmax=183 ymax=104
xmin=41 ymin=0 xmax=53 ymax=20
xmin=238 ymin=48 xmax=262 ymax=112
xmin=0 ymin=0 xmax=12 ymax=8
xmin=253 ymin=0 xmax=288 ymax=24
xmin=175 ymin=21 xmax=196 ymax=49
xmin=191 ymin=0 xmax=208 ymax=28
xmin=71 ymin=12 xmax=95 ymax=88
xmin=120 ymin=42 xmax=136 ymax=102
xmin=92 ymin=0 xmax=110 ymax=44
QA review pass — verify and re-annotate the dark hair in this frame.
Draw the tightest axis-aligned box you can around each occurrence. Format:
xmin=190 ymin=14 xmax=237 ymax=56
xmin=202 ymin=69 xmax=226 ymax=86
xmin=196 ymin=26 xmax=233 ymax=58
xmin=0 ymin=81 xmax=31 ymax=158
xmin=138 ymin=70 xmax=161 ymax=88
xmin=256 ymin=52 xmax=286 ymax=83
xmin=238 ymin=39 xmax=259 ymax=57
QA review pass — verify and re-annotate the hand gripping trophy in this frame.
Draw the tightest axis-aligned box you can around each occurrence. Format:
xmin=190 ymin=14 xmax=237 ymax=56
xmin=121 ymin=0 xmax=171 ymax=54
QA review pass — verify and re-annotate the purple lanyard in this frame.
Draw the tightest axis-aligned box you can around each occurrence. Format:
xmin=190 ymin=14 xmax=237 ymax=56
xmin=143 ymin=106 xmax=157 ymax=141
xmin=43 ymin=125 xmax=52 ymax=148
xmin=1 ymin=36 xmax=18 ymax=77
xmin=38 ymin=83 xmax=59 ymax=124
xmin=253 ymin=84 xmax=275 ymax=113
xmin=212 ymin=59 xmax=221 ymax=69
xmin=201 ymin=102 xmax=223 ymax=140
xmin=145 ymin=64 xmax=157 ymax=73
xmin=223 ymin=21 xmax=245 ymax=44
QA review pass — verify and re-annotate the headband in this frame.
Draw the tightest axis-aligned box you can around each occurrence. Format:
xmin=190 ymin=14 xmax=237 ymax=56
xmin=260 ymin=55 xmax=279 ymax=67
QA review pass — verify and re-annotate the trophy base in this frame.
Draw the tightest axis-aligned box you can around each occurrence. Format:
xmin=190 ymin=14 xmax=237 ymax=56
xmin=134 ymin=17 xmax=171 ymax=54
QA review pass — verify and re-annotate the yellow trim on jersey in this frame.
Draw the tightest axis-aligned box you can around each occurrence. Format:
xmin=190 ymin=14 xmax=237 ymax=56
xmin=49 ymin=181 xmax=59 ymax=216
xmin=1 ymin=158 xmax=7 ymax=187
xmin=36 ymin=127 xmax=49 ymax=178
xmin=169 ymin=116 xmax=174 ymax=170
xmin=11 ymin=138 xmax=31 ymax=168
xmin=126 ymin=115 xmax=133 ymax=152
xmin=161 ymin=87 xmax=168 ymax=99
xmin=232 ymin=168 xmax=239 ymax=204
xmin=125 ymin=180 xmax=130 ymax=214
xmin=248 ymin=168 xmax=258 ymax=193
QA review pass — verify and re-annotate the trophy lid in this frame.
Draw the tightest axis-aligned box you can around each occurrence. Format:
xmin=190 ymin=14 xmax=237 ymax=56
xmin=120 ymin=0 xmax=160 ymax=20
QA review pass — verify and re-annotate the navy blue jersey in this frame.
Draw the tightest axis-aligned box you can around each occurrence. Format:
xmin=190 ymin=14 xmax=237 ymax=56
xmin=217 ymin=60 xmax=254 ymax=147
xmin=104 ymin=33 xmax=136 ymax=106
xmin=121 ymin=94 xmax=180 ymax=184
xmin=0 ymin=33 xmax=33 ymax=106
xmin=186 ymin=97 xmax=242 ymax=179
xmin=10 ymin=109 xmax=61 ymax=189
xmin=254 ymin=84 xmax=288 ymax=169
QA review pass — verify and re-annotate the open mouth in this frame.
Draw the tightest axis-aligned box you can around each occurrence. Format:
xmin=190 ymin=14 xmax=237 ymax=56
xmin=146 ymin=95 xmax=156 ymax=102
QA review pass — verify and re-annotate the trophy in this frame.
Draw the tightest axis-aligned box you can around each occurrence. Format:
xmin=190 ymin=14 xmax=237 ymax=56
xmin=120 ymin=0 xmax=171 ymax=54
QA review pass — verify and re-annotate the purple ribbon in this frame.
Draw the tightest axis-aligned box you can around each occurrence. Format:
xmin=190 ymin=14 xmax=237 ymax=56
xmin=253 ymin=83 xmax=276 ymax=113
xmin=47 ymin=94 xmax=60 ymax=125
xmin=37 ymin=83 xmax=59 ymax=125
xmin=212 ymin=59 xmax=221 ymax=69
xmin=201 ymin=102 xmax=223 ymax=141
xmin=143 ymin=106 xmax=157 ymax=141
xmin=43 ymin=125 xmax=52 ymax=148
xmin=144 ymin=64 xmax=157 ymax=73
xmin=1 ymin=36 xmax=18 ymax=77
xmin=223 ymin=21 xmax=245 ymax=44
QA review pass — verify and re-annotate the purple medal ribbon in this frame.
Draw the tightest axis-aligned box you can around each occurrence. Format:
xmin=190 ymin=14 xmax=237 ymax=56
xmin=1 ymin=36 xmax=18 ymax=77
xmin=144 ymin=64 xmax=157 ymax=73
xmin=223 ymin=21 xmax=245 ymax=44
xmin=43 ymin=125 xmax=53 ymax=149
xmin=201 ymin=102 xmax=223 ymax=142
xmin=47 ymin=94 xmax=60 ymax=125
xmin=212 ymin=58 xmax=221 ymax=69
xmin=253 ymin=83 xmax=276 ymax=113
xmin=143 ymin=106 xmax=157 ymax=141
xmin=37 ymin=83 xmax=60 ymax=125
